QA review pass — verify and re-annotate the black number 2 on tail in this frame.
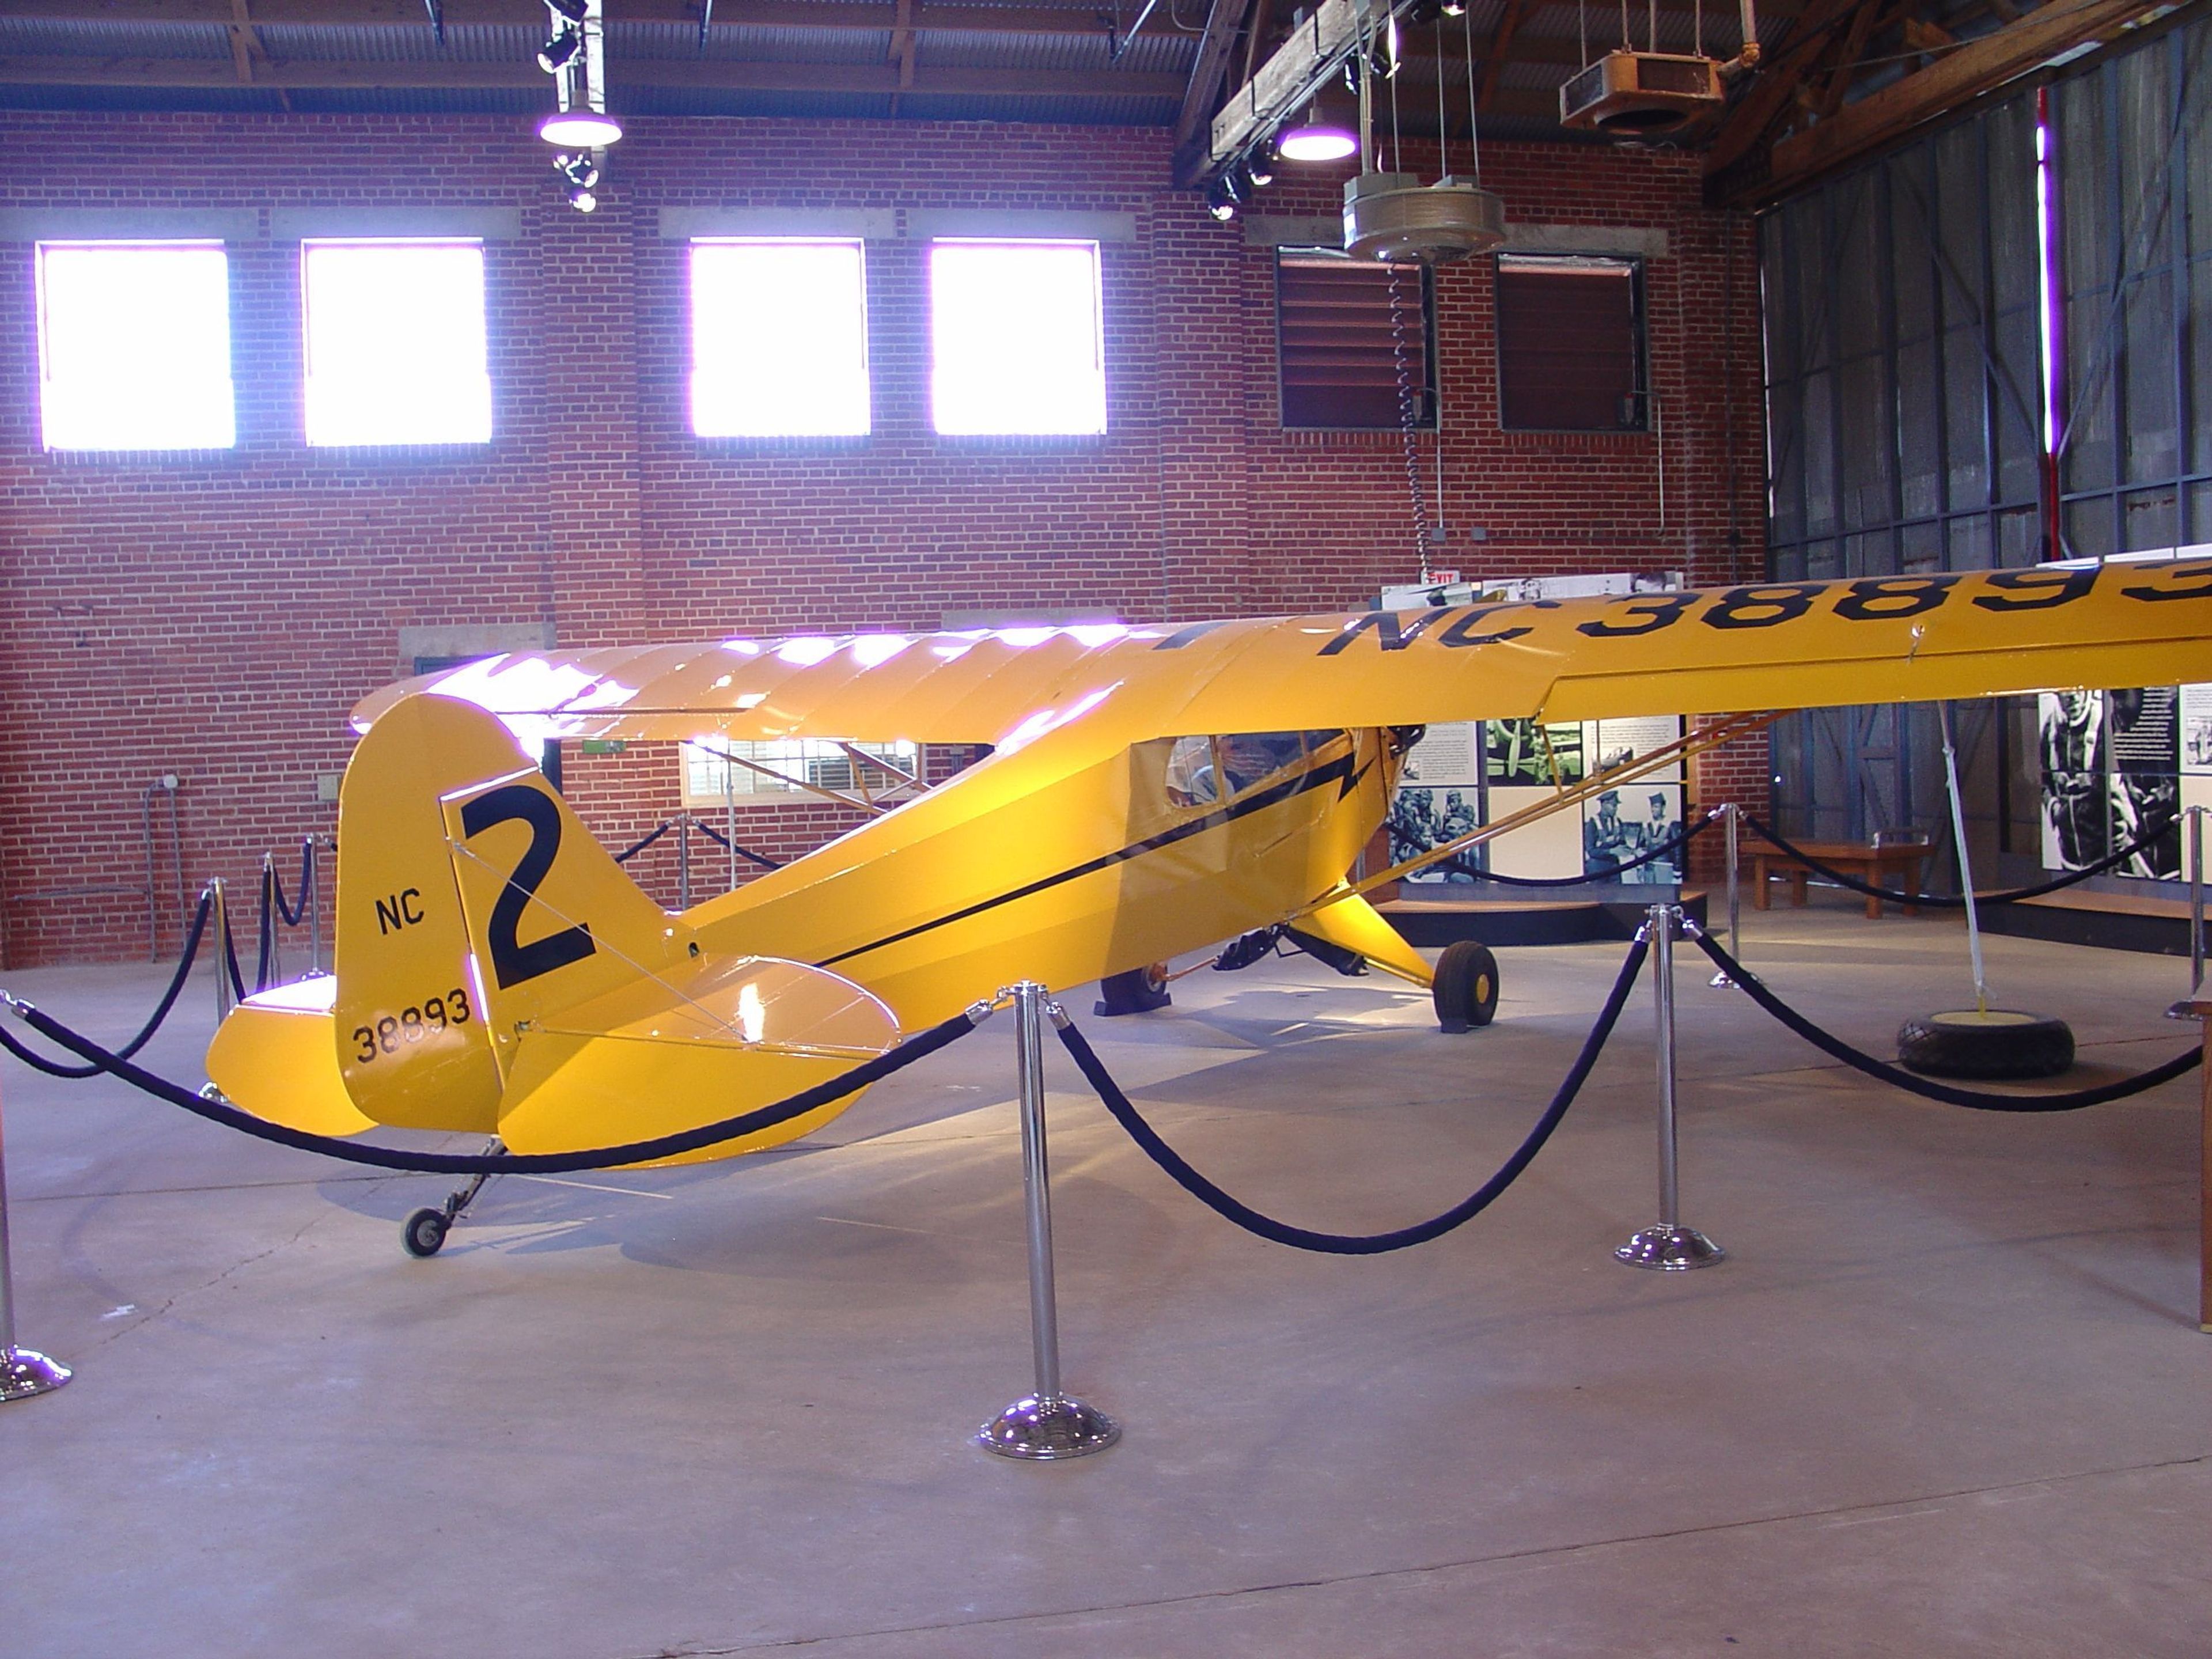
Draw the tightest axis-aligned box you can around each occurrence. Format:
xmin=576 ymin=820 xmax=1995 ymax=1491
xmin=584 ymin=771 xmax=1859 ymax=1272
xmin=459 ymin=785 xmax=597 ymax=990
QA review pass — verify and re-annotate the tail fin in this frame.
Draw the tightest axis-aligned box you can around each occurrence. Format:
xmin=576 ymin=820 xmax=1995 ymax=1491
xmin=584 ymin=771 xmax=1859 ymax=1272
xmin=333 ymin=692 xmax=680 ymax=1130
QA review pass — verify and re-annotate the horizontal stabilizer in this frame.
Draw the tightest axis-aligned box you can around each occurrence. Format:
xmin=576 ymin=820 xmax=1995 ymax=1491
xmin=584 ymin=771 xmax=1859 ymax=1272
xmin=206 ymin=978 xmax=378 ymax=1138
xmin=493 ymin=955 xmax=900 ymax=1165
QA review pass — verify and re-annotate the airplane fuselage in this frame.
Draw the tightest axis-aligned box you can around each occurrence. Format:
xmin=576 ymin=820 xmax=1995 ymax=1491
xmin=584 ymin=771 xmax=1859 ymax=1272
xmin=683 ymin=726 xmax=1402 ymax=1031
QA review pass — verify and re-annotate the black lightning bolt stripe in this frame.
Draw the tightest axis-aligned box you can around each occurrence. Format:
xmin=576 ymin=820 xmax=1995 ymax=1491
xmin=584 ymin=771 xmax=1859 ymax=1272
xmin=817 ymin=749 xmax=1372 ymax=970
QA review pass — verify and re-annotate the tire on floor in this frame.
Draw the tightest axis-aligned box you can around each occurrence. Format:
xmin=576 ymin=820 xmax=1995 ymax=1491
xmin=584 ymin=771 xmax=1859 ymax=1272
xmin=1432 ymin=940 xmax=1500 ymax=1033
xmin=1896 ymin=1009 xmax=2074 ymax=1080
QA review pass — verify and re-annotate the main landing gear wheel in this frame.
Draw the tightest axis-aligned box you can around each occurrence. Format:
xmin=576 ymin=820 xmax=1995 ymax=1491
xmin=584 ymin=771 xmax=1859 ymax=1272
xmin=1897 ymin=1009 xmax=2075 ymax=1080
xmin=1096 ymin=963 xmax=1173 ymax=1017
xmin=401 ymin=1208 xmax=449 ymax=1257
xmin=1433 ymin=940 xmax=1500 ymax=1033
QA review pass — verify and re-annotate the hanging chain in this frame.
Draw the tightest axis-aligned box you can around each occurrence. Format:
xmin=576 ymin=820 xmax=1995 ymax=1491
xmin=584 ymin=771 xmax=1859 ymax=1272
xmin=1388 ymin=263 xmax=1433 ymax=579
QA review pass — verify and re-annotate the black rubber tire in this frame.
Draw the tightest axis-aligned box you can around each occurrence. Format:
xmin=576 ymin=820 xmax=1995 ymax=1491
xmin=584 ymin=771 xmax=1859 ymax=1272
xmin=1095 ymin=963 xmax=1173 ymax=1018
xmin=1896 ymin=1009 xmax=2074 ymax=1080
xmin=1432 ymin=940 xmax=1500 ymax=1033
xmin=401 ymin=1207 xmax=449 ymax=1258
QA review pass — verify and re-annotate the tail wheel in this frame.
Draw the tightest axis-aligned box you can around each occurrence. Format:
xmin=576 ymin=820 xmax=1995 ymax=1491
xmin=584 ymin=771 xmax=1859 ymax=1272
xmin=1096 ymin=963 xmax=1173 ymax=1017
xmin=401 ymin=1208 xmax=449 ymax=1257
xmin=1433 ymin=940 xmax=1499 ymax=1033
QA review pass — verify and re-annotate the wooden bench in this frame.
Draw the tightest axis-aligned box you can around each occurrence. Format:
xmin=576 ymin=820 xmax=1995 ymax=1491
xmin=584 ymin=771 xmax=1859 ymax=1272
xmin=1749 ymin=836 xmax=1928 ymax=921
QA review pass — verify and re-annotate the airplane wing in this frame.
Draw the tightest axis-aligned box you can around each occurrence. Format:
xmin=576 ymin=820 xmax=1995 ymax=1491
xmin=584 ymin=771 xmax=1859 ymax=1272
xmin=352 ymin=559 xmax=2212 ymax=747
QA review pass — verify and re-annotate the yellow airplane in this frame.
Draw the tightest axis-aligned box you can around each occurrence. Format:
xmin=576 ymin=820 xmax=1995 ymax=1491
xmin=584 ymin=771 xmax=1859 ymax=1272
xmin=207 ymin=560 xmax=2212 ymax=1195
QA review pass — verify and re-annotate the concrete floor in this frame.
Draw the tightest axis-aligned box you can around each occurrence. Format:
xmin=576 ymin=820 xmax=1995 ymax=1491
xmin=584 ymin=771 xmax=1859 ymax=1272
xmin=5 ymin=902 xmax=2211 ymax=1657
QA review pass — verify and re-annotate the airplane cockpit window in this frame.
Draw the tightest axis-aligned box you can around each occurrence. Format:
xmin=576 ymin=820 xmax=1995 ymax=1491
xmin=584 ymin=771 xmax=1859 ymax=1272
xmin=1162 ymin=730 xmax=1348 ymax=808
xmin=1215 ymin=732 xmax=1310 ymax=795
xmin=1165 ymin=736 xmax=1219 ymax=805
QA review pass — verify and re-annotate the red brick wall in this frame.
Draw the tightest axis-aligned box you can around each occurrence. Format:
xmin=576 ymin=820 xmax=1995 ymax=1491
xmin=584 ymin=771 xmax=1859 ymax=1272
xmin=0 ymin=111 xmax=1764 ymax=965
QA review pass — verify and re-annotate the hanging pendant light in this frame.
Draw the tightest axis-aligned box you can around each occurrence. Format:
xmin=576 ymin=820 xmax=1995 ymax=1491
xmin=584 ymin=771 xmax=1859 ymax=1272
xmin=537 ymin=0 xmax=620 ymax=207
xmin=1278 ymin=88 xmax=1358 ymax=161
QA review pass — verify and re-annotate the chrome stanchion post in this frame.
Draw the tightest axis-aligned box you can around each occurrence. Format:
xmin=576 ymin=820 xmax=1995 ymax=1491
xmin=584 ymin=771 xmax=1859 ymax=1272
xmin=723 ymin=760 xmax=738 ymax=892
xmin=306 ymin=836 xmax=323 ymax=977
xmin=1709 ymin=802 xmax=1740 ymax=988
xmin=210 ymin=877 xmax=234 ymax=1024
xmin=977 ymin=980 xmax=1119 ymax=1460
xmin=0 ymin=1074 xmax=71 ymax=1402
xmin=2190 ymin=805 xmax=2204 ymax=996
xmin=676 ymin=812 xmax=693 ymax=911
xmin=259 ymin=851 xmax=281 ymax=989
xmin=1616 ymin=906 xmax=1725 ymax=1271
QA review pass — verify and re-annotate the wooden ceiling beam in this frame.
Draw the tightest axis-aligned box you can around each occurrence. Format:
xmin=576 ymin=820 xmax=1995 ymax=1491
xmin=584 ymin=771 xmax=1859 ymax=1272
xmin=1475 ymin=0 xmax=1532 ymax=109
xmin=1806 ymin=0 xmax=1893 ymax=122
xmin=1766 ymin=0 xmax=2173 ymax=194
xmin=1171 ymin=0 xmax=1256 ymax=183
xmin=0 ymin=52 xmax=1185 ymax=98
xmin=1699 ymin=0 xmax=1878 ymax=179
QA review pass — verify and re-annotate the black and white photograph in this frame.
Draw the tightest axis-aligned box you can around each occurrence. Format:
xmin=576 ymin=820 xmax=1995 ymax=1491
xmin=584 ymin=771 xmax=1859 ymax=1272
xmin=1388 ymin=785 xmax=1481 ymax=882
xmin=1582 ymin=783 xmax=1684 ymax=883
xmin=1590 ymin=714 xmax=1684 ymax=778
xmin=2040 ymin=690 xmax=2109 ymax=872
xmin=1484 ymin=717 xmax=1584 ymax=787
xmin=2182 ymin=681 xmax=2212 ymax=771
xmin=2107 ymin=686 xmax=2181 ymax=878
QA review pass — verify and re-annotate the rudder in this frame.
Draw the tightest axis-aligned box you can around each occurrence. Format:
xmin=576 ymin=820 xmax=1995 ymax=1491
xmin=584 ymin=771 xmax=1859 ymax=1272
xmin=333 ymin=692 xmax=680 ymax=1130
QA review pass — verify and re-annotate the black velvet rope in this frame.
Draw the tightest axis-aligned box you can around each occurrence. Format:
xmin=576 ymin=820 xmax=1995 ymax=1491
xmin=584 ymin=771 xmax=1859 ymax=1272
xmin=254 ymin=865 xmax=277 ymax=995
xmin=269 ymin=840 xmax=314 ymax=929
xmin=1055 ymin=934 xmax=1652 ymax=1253
xmin=2 ymin=1001 xmax=981 ymax=1174
xmin=1740 ymin=813 xmax=2178 ymax=910
xmin=1690 ymin=929 xmax=2199 ymax=1111
xmin=611 ymin=821 xmax=672 ymax=865
xmin=0 ymin=892 xmax=215 ymax=1080
xmin=1423 ymin=810 xmax=1715 ymax=889
xmin=689 ymin=818 xmax=785 ymax=870
xmin=221 ymin=910 xmax=246 ymax=1002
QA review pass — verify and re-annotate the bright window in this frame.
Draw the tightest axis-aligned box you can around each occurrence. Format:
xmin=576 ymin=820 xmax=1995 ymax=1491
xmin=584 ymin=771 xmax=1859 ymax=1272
xmin=691 ymin=238 xmax=871 ymax=438
xmin=302 ymin=238 xmax=491 ymax=446
xmin=929 ymin=239 xmax=1106 ymax=436
xmin=35 ymin=241 xmax=235 ymax=451
xmin=681 ymin=738 xmax=921 ymax=808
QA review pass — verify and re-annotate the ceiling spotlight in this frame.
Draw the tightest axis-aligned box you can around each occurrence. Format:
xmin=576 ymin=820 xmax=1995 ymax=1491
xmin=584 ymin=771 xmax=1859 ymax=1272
xmin=558 ymin=151 xmax=600 ymax=188
xmin=536 ymin=24 xmax=580 ymax=72
xmin=568 ymin=184 xmax=598 ymax=214
xmin=1440 ymin=0 xmax=1466 ymax=13
xmin=545 ymin=0 xmax=589 ymax=19
xmin=538 ymin=110 xmax=623 ymax=147
xmin=1247 ymin=139 xmax=1278 ymax=188
xmin=1205 ymin=175 xmax=1240 ymax=222
xmin=1279 ymin=96 xmax=1358 ymax=161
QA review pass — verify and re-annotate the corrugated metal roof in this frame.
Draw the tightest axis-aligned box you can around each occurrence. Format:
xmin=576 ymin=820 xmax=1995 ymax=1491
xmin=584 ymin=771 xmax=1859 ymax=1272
xmin=0 ymin=18 xmax=233 ymax=59
xmin=251 ymin=22 xmax=537 ymax=65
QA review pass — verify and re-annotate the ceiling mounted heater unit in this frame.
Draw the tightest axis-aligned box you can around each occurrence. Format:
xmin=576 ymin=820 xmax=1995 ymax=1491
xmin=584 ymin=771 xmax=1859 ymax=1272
xmin=1558 ymin=49 xmax=1724 ymax=135
xmin=1343 ymin=173 xmax=1506 ymax=265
